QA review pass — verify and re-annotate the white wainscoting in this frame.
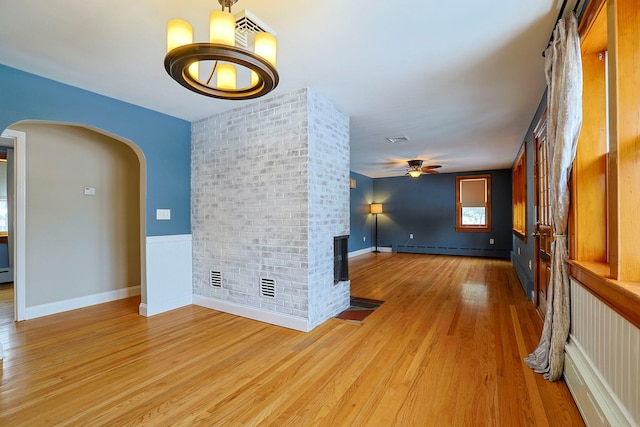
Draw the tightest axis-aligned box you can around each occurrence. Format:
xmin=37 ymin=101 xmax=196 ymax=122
xmin=25 ymin=285 xmax=141 ymax=320
xmin=565 ymin=278 xmax=639 ymax=427
xmin=141 ymin=234 xmax=193 ymax=317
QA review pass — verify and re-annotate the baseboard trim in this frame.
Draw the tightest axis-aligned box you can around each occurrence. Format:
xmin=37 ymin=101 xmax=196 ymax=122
xmin=564 ymin=338 xmax=635 ymax=427
xmin=348 ymin=246 xmax=392 ymax=257
xmin=139 ymin=303 xmax=148 ymax=317
xmin=25 ymin=285 xmax=141 ymax=320
xmin=193 ymin=294 xmax=309 ymax=332
xmin=348 ymin=247 xmax=371 ymax=258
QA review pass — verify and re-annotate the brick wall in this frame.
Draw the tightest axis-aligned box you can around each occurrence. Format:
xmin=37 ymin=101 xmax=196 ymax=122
xmin=191 ymin=88 xmax=350 ymax=329
xmin=307 ymin=89 xmax=350 ymax=328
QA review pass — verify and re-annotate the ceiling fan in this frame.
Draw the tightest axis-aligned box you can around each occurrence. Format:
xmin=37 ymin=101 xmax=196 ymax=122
xmin=407 ymin=159 xmax=441 ymax=178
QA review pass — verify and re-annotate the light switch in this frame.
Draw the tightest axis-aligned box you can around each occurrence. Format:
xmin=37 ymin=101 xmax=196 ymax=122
xmin=156 ymin=209 xmax=171 ymax=220
xmin=83 ymin=186 xmax=96 ymax=196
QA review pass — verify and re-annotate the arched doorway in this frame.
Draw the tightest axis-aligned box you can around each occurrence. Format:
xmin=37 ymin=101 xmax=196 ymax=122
xmin=1 ymin=121 xmax=147 ymax=321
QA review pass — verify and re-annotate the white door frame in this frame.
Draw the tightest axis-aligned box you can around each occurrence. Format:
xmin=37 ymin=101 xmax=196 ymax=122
xmin=0 ymin=129 xmax=26 ymax=321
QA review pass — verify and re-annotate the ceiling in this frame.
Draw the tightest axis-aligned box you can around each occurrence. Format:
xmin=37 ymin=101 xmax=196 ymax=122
xmin=0 ymin=0 xmax=570 ymax=177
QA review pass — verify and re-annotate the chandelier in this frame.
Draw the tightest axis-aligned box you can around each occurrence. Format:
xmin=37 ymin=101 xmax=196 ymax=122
xmin=165 ymin=0 xmax=279 ymax=100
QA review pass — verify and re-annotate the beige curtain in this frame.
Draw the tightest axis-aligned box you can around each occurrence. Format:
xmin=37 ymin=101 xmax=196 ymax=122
xmin=525 ymin=12 xmax=582 ymax=381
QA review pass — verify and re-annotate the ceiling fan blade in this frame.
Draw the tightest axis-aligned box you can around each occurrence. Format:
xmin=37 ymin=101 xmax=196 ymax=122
xmin=423 ymin=169 xmax=440 ymax=174
xmin=422 ymin=164 xmax=442 ymax=170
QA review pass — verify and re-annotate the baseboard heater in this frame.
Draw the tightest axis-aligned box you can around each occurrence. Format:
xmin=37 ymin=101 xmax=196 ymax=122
xmin=392 ymin=244 xmax=508 ymax=259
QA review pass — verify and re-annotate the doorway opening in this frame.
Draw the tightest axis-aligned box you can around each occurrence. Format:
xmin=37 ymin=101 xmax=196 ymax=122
xmin=1 ymin=122 xmax=147 ymax=322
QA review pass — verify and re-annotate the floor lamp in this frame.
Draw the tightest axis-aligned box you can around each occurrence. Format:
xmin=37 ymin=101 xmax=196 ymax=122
xmin=370 ymin=203 xmax=383 ymax=253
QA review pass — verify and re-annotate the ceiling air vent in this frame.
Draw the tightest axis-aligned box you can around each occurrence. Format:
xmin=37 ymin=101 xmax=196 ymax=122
xmin=260 ymin=278 xmax=276 ymax=298
xmin=234 ymin=9 xmax=276 ymax=48
xmin=386 ymin=136 xmax=409 ymax=144
xmin=210 ymin=270 xmax=222 ymax=288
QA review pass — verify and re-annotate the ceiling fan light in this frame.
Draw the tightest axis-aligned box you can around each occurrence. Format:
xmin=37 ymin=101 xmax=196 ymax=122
xmin=408 ymin=169 xmax=422 ymax=178
xmin=210 ymin=10 xmax=236 ymax=46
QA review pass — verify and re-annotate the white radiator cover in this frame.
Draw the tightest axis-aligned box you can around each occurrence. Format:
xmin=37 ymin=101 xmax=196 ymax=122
xmin=565 ymin=278 xmax=639 ymax=427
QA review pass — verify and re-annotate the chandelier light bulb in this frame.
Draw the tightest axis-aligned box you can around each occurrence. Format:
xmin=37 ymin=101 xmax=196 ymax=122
xmin=255 ymin=32 xmax=277 ymax=66
xmin=210 ymin=11 xmax=236 ymax=46
xmin=216 ymin=63 xmax=237 ymax=89
xmin=251 ymin=32 xmax=277 ymax=86
xmin=167 ymin=19 xmax=198 ymax=79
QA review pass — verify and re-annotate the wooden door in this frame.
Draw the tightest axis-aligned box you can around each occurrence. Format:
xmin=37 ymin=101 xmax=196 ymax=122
xmin=534 ymin=113 xmax=552 ymax=319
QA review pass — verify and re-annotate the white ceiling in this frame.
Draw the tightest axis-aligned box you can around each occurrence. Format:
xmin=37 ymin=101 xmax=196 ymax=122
xmin=0 ymin=0 xmax=568 ymax=177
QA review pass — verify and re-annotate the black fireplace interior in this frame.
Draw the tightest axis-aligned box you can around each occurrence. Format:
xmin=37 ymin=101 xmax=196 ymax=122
xmin=334 ymin=235 xmax=349 ymax=284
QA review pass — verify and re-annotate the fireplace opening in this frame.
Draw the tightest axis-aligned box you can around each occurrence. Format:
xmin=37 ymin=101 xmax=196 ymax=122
xmin=334 ymin=235 xmax=349 ymax=284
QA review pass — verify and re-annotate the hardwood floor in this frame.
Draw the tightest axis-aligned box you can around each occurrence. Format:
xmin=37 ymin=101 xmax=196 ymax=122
xmin=0 ymin=254 xmax=584 ymax=426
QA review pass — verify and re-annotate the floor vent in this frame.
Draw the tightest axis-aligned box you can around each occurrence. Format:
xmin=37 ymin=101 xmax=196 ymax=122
xmin=260 ymin=278 xmax=276 ymax=298
xmin=210 ymin=270 xmax=222 ymax=288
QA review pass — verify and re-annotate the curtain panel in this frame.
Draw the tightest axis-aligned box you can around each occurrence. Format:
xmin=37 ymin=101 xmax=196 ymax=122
xmin=524 ymin=12 xmax=583 ymax=382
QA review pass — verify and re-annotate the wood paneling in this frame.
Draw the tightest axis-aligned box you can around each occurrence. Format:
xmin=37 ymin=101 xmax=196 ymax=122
xmin=572 ymin=50 xmax=608 ymax=262
xmin=608 ymin=0 xmax=640 ymax=282
xmin=0 ymin=254 xmax=584 ymax=426
xmin=579 ymin=0 xmax=607 ymax=54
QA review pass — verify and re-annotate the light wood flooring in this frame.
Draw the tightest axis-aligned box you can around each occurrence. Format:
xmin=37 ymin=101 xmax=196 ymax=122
xmin=0 ymin=254 xmax=584 ymax=426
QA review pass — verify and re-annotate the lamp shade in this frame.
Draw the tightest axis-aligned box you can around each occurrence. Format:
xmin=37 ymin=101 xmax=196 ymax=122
xmin=370 ymin=203 xmax=383 ymax=214
xmin=210 ymin=10 xmax=236 ymax=46
xmin=408 ymin=170 xmax=422 ymax=178
xmin=167 ymin=19 xmax=198 ymax=79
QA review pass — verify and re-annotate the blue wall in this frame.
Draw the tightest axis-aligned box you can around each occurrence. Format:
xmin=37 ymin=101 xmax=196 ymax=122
xmin=349 ymin=169 xmax=513 ymax=258
xmin=0 ymin=64 xmax=191 ymax=236
xmin=348 ymin=171 xmax=374 ymax=252
xmin=511 ymin=92 xmax=547 ymax=299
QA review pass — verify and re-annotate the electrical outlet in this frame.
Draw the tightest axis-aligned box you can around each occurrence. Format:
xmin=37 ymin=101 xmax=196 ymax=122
xmin=363 ymin=236 xmax=366 ymax=242
xmin=409 ymin=233 xmax=414 ymax=239
xmin=489 ymin=238 xmax=495 ymax=245
xmin=529 ymin=260 xmax=532 ymax=270
xmin=517 ymin=247 xmax=521 ymax=255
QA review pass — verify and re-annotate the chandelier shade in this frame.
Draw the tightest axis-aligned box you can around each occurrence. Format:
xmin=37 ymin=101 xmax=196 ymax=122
xmin=209 ymin=11 xmax=235 ymax=46
xmin=167 ymin=19 xmax=199 ymax=79
xmin=216 ymin=63 xmax=237 ymax=89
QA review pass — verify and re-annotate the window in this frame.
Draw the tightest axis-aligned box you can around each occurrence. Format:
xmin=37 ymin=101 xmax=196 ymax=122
xmin=568 ymin=0 xmax=640 ymax=328
xmin=512 ymin=144 xmax=527 ymax=240
xmin=456 ymin=175 xmax=491 ymax=232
